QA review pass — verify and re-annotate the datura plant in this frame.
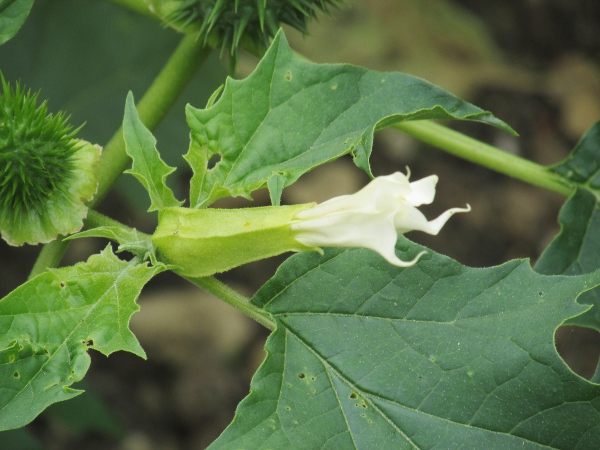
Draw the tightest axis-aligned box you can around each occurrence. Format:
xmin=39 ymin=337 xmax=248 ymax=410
xmin=2 ymin=2 xmax=600 ymax=449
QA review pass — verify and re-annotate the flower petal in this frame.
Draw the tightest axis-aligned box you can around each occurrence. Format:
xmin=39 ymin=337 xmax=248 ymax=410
xmin=291 ymin=170 xmax=469 ymax=269
xmin=404 ymin=175 xmax=438 ymax=206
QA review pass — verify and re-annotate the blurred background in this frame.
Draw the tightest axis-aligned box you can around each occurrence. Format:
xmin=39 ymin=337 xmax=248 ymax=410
xmin=1 ymin=0 xmax=600 ymax=448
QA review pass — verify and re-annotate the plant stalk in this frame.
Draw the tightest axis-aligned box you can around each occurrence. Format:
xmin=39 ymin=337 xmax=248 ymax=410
xmin=187 ymin=276 xmax=277 ymax=331
xmin=394 ymin=120 xmax=575 ymax=197
xmin=29 ymin=35 xmax=210 ymax=278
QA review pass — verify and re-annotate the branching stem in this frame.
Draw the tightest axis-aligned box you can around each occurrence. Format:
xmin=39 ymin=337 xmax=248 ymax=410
xmin=187 ymin=277 xmax=277 ymax=331
xmin=394 ymin=120 xmax=575 ymax=197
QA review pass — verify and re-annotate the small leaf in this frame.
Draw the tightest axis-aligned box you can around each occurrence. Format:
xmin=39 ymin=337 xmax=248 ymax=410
xmin=123 ymin=92 xmax=182 ymax=212
xmin=267 ymin=172 xmax=287 ymax=206
xmin=185 ymin=30 xmax=514 ymax=208
xmin=535 ymin=121 xmax=600 ymax=330
xmin=0 ymin=0 xmax=34 ymax=46
xmin=66 ymin=226 xmax=154 ymax=262
xmin=210 ymin=239 xmax=600 ymax=449
xmin=0 ymin=246 xmax=161 ymax=431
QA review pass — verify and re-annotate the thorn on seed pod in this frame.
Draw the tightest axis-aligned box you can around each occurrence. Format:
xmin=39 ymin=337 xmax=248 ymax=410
xmin=147 ymin=0 xmax=342 ymax=67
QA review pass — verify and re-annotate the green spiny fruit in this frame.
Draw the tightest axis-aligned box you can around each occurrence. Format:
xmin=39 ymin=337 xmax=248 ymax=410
xmin=0 ymin=76 xmax=79 ymax=215
xmin=148 ymin=0 xmax=341 ymax=59
xmin=0 ymin=75 xmax=100 ymax=246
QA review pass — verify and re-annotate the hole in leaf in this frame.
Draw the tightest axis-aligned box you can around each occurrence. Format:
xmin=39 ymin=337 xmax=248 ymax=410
xmin=60 ymin=281 xmax=66 ymax=288
xmin=207 ymin=153 xmax=221 ymax=169
xmin=349 ymin=393 xmax=358 ymax=399
xmin=298 ymin=373 xmax=305 ymax=379
xmin=555 ymin=325 xmax=600 ymax=380
xmin=13 ymin=371 xmax=19 ymax=379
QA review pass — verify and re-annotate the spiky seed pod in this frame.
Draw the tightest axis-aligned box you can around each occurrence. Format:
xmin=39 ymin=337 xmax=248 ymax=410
xmin=0 ymin=76 xmax=100 ymax=246
xmin=147 ymin=0 xmax=341 ymax=61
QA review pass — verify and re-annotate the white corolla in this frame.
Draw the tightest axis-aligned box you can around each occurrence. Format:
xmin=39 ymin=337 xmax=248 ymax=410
xmin=291 ymin=171 xmax=470 ymax=267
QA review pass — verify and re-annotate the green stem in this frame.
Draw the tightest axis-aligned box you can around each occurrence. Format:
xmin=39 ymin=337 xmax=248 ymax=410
xmin=394 ymin=121 xmax=575 ymax=197
xmin=93 ymin=34 xmax=210 ymax=206
xmin=29 ymin=35 xmax=210 ymax=279
xmin=187 ymin=276 xmax=276 ymax=331
xmin=85 ymin=209 xmax=131 ymax=229
xmin=29 ymin=239 xmax=67 ymax=279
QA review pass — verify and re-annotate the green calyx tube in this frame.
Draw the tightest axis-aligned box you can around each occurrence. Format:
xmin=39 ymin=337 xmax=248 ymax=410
xmin=152 ymin=204 xmax=316 ymax=277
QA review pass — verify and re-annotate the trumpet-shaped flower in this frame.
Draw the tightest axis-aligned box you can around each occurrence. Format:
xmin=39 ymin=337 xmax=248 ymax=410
xmin=152 ymin=170 xmax=469 ymax=277
xmin=290 ymin=171 xmax=470 ymax=267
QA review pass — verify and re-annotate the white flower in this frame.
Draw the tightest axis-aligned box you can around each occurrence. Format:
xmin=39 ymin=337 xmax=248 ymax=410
xmin=290 ymin=170 xmax=470 ymax=267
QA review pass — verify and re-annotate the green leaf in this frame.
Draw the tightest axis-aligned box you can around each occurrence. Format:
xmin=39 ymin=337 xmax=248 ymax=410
xmin=123 ymin=92 xmax=182 ymax=212
xmin=185 ymin=29 xmax=515 ymax=208
xmin=66 ymin=226 xmax=155 ymax=263
xmin=0 ymin=246 xmax=161 ymax=431
xmin=535 ymin=121 xmax=600 ymax=330
xmin=550 ymin=120 xmax=600 ymax=191
xmin=0 ymin=0 xmax=33 ymax=46
xmin=210 ymin=239 xmax=600 ymax=449
xmin=535 ymin=188 xmax=600 ymax=330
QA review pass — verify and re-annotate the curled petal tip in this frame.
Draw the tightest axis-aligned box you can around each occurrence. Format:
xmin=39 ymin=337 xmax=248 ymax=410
xmin=387 ymin=250 xmax=427 ymax=268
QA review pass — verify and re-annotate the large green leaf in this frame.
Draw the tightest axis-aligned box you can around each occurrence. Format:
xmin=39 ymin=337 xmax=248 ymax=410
xmin=210 ymin=239 xmax=600 ymax=449
xmin=123 ymin=91 xmax=182 ymax=211
xmin=0 ymin=0 xmax=34 ymax=46
xmin=0 ymin=247 xmax=161 ymax=431
xmin=185 ymin=30 xmax=514 ymax=208
xmin=535 ymin=121 xmax=600 ymax=331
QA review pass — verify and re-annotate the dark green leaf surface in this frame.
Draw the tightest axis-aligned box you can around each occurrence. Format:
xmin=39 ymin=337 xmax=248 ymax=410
xmin=123 ymin=92 xmax=182 ymax=211
xmin=185 ymin=30 xmax=514 ymax=208
xmin=551 ymin=121 xmax=600 ymax=191
xmin=0 ymin=247 xmax=160 ymax=431
xmin=536 ymin=122 xmax=600 ymax=330
xmin=0 ymin=0 xmax=33 ymax=46
xmin=210 ymin=239 xmax=600 ymax=449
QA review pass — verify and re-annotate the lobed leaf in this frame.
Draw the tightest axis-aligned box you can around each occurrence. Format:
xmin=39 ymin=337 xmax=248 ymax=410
xmin=0 ymin=0 xmax=34 ymax=46
xmin=210 ymin=239 xmax=600 ymax=449
xmin=0 ymin=246 xmax=161 ymax=431
xmin=535 ymin=121 xmax=600 ymax=331
xmin=123 ymin=91 xmax=182 ymax=212
xmin=185 ymin=30 xmax=515 ymax=208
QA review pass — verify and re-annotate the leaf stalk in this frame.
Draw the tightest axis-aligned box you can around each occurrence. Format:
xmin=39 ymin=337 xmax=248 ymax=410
xmin=394 ymin=120 xmax=574 ymax=197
